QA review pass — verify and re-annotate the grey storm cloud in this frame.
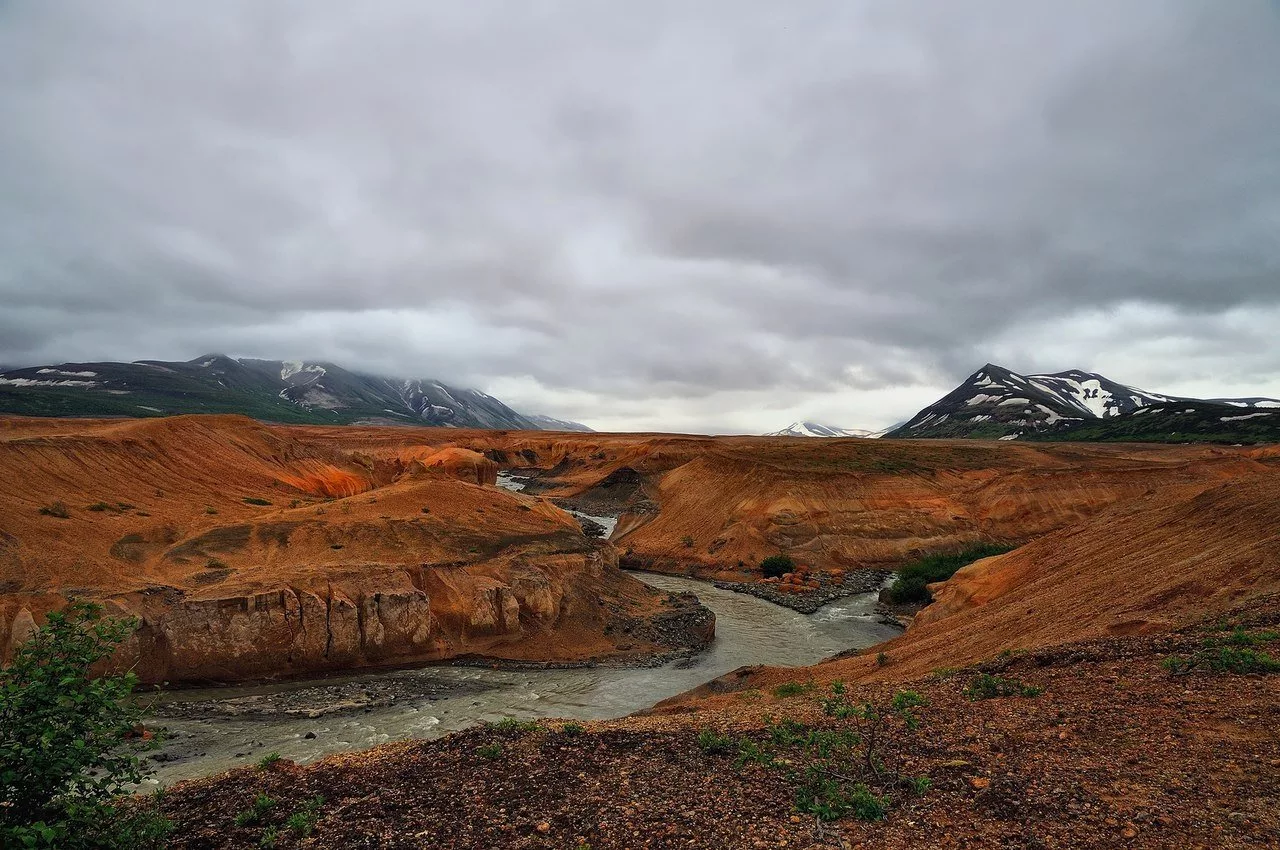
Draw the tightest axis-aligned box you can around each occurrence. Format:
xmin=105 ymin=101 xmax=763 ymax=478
xmin=1 ymin=1 xmax=1279 ymax=431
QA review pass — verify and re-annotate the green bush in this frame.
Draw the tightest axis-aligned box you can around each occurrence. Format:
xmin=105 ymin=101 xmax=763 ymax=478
xmin=696 ymin=729 xmax=734 ymax=755
xmin=255 ymin=752 xmax=282 ymax=770
xmin=885 ymin=544 xmax=1014 ymax=605
xmin=0 ymin=602 xmax=170 ymax=849
xmin=1164 ymin=642 xmax=1280 ymax=676
xmin=795 ymin=772 xmax=887 ymax=822
xmin=772 ymin=681 xmax=814 ymax=698
xmin=284 ymin=796 xmax=324 ymax=837
xmin=963 ymin=673 xmax=1043 ymax=700
xmin=759 ymin=554 xmax=795 ymax=578
xmin=234 ymin=794 xmax=276 ymax=827
xmin=476 ymin=743 xmax=503 ymax=760
xmin=242 ymin=497 xmax=272 ymax=506
xmin=38 ymin=501 xmax=70 ymax=519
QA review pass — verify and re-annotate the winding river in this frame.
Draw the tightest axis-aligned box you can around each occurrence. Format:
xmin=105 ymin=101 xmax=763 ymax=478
xmin=143 ymin=573 xmax=899 ymax=787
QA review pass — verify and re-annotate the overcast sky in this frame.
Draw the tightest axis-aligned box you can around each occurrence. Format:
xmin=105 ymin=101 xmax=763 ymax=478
xmin=2 ymin=1 xmax=1279 ymax=433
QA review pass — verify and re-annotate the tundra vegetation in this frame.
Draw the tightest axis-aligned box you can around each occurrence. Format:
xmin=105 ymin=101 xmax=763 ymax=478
xmin=699 ymin=683 xmax=932 ymax=822
xmin=1162 ymin=627 xmax=1280 ymax=675
xmin=759 ymin=554 xmax=795 ymax=579
xmin=885 ymin=543 xmax=1015 ymax=605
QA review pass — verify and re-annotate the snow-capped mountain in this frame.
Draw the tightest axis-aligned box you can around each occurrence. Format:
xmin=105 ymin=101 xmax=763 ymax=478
xmin=0 ymin=355 xmax=576 ymax=431
xmin=765 ymin=421 xmax=889 ymax=439
xmin=887 ymin=364 xmax=1280 ymax=439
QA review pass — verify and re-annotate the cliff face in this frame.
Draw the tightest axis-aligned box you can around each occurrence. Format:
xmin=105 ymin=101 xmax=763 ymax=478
xmin=106 ymin=546 xmax=637 ymax=683
xmin=0 ymin=416 xmax=709 ymax=683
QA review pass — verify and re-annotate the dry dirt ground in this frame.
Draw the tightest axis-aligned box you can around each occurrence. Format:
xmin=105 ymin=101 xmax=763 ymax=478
xmin=160 ymin=603 xmax=1280 ymax=849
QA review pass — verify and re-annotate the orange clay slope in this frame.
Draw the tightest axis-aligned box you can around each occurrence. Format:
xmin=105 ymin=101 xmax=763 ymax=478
xmin=0 ymin=416 xmax=710 ymax=684
xmin=292 ymin=425 xmax=1268 ymax=582
xmin=657 ymin=464 xmax=1280 ymax=711
xmin=3 ymin=414 xmax=1273 ymax=685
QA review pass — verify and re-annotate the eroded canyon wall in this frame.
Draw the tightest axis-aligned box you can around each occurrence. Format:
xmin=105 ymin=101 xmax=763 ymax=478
xmin=0 ymin=416 xmax=707 ymax=683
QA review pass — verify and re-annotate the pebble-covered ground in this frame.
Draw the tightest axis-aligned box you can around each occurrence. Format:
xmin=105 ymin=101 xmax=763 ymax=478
xmin=161 ymin=610 xmax=1280 ymax=849
xmin=716 ymin=569 xmax=894 ymax=614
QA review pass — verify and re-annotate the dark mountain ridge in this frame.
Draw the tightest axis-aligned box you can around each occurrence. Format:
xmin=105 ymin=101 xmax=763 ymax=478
xmin=0 ymin=355 xmax=574 ymax=430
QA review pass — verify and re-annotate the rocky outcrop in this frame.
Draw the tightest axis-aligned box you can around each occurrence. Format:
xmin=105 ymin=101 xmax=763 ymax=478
xmin=99 ymin=548 xmax=650 ymax=684
xmin=0 ymin=416 xmax=711 ymax=683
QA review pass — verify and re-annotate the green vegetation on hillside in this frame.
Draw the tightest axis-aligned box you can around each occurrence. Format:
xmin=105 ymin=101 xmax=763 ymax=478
xmin=0 ymin=385 xmax=342 ymax=424
xmin=1025 ymin=402 xmax=1280 ymax=445
xmin=697 ymin=684 xmax=931 ymax=823
xmin=886 ymin=543 xmax=1016 ymax=605
xmin=760 ymin=554 xmax=795 ymax=578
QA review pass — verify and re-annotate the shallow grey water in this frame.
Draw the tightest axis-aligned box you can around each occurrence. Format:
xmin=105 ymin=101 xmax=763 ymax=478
xmin=496 ymin=470 xmax=619 ymax=536
xmin=144 ymin=572 xmax=899 ymax=787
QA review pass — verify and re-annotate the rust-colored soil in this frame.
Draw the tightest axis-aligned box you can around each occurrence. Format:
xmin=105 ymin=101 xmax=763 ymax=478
xmin=161 ymin=609 xmax=1280 ymax=849
xmin=273 ymin=423 xmax=1272 ymax=583
xmin=3 ymin=415 xmax=1276 ymax=685
xmin=6 ymin=415 xmax=1280 ymax=846
xmin=0 ymin=416 xmax=705 ymax=683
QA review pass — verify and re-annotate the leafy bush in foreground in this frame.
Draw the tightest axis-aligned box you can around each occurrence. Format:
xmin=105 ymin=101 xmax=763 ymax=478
xmin=0 ymin=602 xmax=169 ymax=849
xmin=885 ymin=544 xmax=1014 ymax=605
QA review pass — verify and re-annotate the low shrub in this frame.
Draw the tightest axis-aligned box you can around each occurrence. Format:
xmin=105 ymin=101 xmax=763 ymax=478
xmin=885 ymin=544 xmax=1014 ymax=605
xmin=772 ymin=681 xmax=814 ymax=698
xmin=732 ymin=738 xmax=775 ymax=769
xmin=795 ymin=773 xmax=887 ymax=822
xmin=697 ymin=729 xmax=734 ymax=755
xmin=700 ymin=684 xmax=931 ymax=825
xmin=476 ymin=743 xmax=503 ymax=760
xmin=284 ymin=796 xmax=324 ymax=837
xmin=242 ymin=497 xmax=272 ymax=506
xmin=759 ymin=554 xmax=795 ymax=578
xmin=963 ymin=673 xmax=1043 ymax=700
xmin=255 ymin=752 xmax=282 ymax=770
xmin=38 ymin=501 xmax=70 ymax=518
xmin=1164 ymin=643 xmax=1280 ymax=675
xmin=234 ymin=794 xmax=276 ymax=827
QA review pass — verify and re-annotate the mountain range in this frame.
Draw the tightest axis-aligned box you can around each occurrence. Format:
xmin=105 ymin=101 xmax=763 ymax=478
xmin=763 ymin=421 xmax=891 ymax=439
xmin=886 ymin=364 xmax=1280 ymax=442
xmin=0 ymin=355 xmax=593 ymax=431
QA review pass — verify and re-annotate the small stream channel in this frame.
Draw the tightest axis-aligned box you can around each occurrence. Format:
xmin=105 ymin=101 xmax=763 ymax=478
xmin=141 ymin=475 xmax=900 ymax=787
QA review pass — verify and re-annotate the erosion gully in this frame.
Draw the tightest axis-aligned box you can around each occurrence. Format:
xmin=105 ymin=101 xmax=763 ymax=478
xmin=141 ymin=475 xmax=900 ymax=787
